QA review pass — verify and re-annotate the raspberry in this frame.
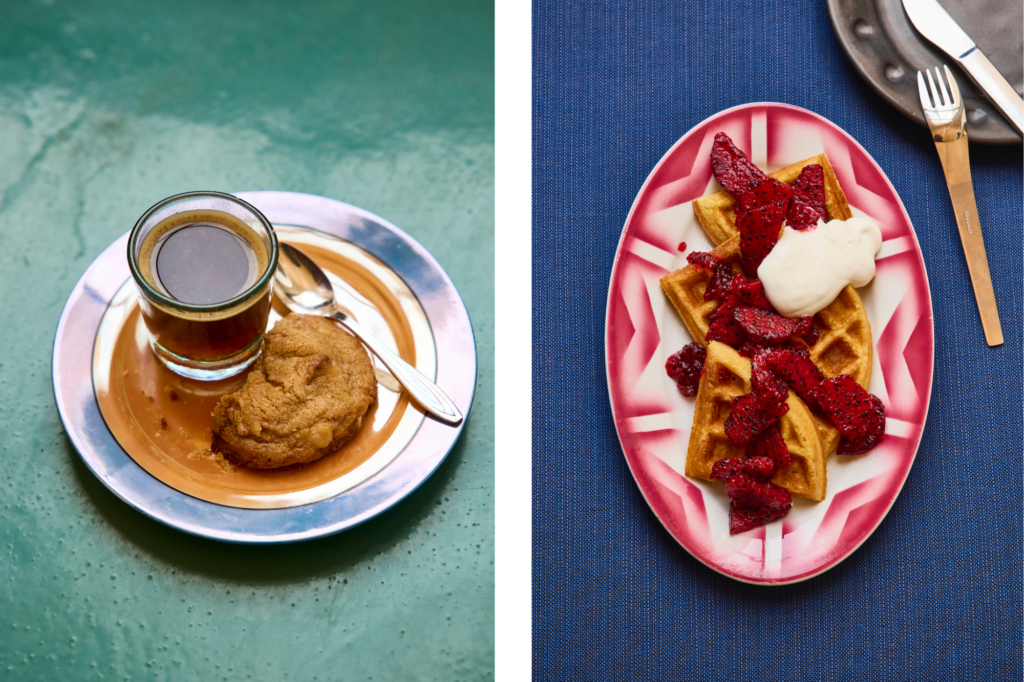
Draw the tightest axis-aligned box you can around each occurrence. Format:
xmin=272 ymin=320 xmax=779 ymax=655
xmin=665 ymin=342 xmax=706 ymax=397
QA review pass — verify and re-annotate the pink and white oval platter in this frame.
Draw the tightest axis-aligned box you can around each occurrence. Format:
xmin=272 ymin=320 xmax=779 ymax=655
xmin=605 ymin=103 xmax=934 ymax=584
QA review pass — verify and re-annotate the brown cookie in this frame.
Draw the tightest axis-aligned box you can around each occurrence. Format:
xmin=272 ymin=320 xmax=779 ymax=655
xmin=211 ymin=313 xmax=377 ymax=469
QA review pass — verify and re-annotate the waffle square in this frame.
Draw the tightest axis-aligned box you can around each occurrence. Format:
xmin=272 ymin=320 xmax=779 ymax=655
xmin=686 ymin=342 xmax=826 ymax=501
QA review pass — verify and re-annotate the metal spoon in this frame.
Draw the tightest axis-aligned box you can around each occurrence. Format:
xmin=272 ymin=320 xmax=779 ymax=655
xmin=274 ymin=243 xmax=463 ymax=424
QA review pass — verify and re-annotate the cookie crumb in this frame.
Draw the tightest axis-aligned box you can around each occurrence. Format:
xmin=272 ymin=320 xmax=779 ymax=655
xmin=163 ymin=385 xmax=179 ymax=401
xmin=160 ymin=418 xmax=168 ymax=430
xmin=210 ymin=451 xmax=233 ymax=471
xmin=179 ymin=427 xmax=193 ymax=441
xmin=186 ymin=446 xmax=214 ymax=462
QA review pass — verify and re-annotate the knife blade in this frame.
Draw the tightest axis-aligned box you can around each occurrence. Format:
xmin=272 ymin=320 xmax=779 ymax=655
xmin=902 ymin=0 xmax=1024 ymax=136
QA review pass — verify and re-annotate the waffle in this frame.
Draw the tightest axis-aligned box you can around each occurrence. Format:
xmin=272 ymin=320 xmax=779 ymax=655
xmin=803 ymin=285 xmax=873 ymax=453
xmin=686 ymin=341 xmax=826 ymax=501
xmin=663 ymin=149 xmax=874 ymax=453
xmin=693 ymin=154 xmax=853 ymax=247
xmin=659 ymin=237 xmax=744 ymax=346
xmin=661 ymin=244 xmax=873 ymax=454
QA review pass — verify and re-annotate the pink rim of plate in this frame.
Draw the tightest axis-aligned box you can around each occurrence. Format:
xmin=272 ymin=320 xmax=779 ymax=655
xmin=605 ymin=103 xmax=934 ymax=584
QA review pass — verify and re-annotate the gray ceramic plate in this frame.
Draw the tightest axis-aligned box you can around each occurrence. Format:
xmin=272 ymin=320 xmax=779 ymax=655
xmin=52 ymin=191 xmax=476 ymax=543
xmin=828 ymin=0 xmax=1022 ymax=144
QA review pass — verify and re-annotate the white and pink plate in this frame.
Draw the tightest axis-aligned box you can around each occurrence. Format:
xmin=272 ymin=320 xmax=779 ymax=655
xmin=605 ymin=103 xmax=934 ymax=584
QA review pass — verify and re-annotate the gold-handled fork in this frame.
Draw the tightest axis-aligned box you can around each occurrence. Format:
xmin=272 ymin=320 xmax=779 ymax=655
xmin=917 ymin=65 xmax=1003 ymax=347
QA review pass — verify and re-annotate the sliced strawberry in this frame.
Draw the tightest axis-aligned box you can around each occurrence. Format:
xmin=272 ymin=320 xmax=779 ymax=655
xmin=733 ymin=306 xmax=803 ymax=344
xmin=711 ymin=455 xmax=776 ymax=483
xmin=724 ymin=391 xmax=781 ymax=444
xmin=817 ymin=375 xmax=886 ymax=454
xmin=750 ymin=358 xmax=789 ymax=403
xmin=790 ymin=163 xmax=827 ymax=220
xmin=737 ymin=338 xmax=806 ymax=360
xmin=754 ymin=346 xmax=824 ymax=408
xmin=735 ymin=179 xmax=793 ymax=272
xmin=725 ymin=473 xmax=793 ymax=511
xmin=792 ymin=316 xmax=819 ymax=345
xmin=724 ymin=376 xmax=789 ymax=445
xmin=704 ymin=260 xmax=736 ymax=301
xmin=731 ymin=273 xmax=772 ymax=309
xmin=729 ymin=503 xmax=790 ymax=534
xmin=786 ymin=198 xmax=822 ymax=230
xmin=686 ymin=250 xmax=724 ymax=271
xmin=837 ymin=420 xmax=885 ymax=455
xmin=737 ymin=340 xmax=770 ymax=360
xmin=745 ymin=423 xmax=792 ymax=470
xmin=782 ymin=339 xmax=812 ymax=360
xmin=710 ymin=132 xmax=768 ymax=198
xmin=706 ymin=295 xmax=747 ymax=348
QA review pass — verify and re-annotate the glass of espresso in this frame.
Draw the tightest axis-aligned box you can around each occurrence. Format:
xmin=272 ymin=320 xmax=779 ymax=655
xmin=128 ymin=191 xmax=278 ymax=380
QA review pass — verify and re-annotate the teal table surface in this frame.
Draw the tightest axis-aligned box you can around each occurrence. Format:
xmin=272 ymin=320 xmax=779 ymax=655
xmin=0 ymin=1 xmax=494 ymax=680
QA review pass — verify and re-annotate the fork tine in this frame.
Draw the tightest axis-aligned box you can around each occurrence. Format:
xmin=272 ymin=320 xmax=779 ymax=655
xmin=926 ymin=69 xmax=940 ymax=109
xmin=917 ymin=71 xmax=932 ymax=110
xmin=942 ymin=65 xmax=960 ymax=109
xmin=934 ymin=67 xmax=951 ymax=107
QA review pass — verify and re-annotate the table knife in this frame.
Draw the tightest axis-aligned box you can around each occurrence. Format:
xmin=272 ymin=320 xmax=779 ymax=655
xmin=902 ymin=0 xmax=1024 ymax=136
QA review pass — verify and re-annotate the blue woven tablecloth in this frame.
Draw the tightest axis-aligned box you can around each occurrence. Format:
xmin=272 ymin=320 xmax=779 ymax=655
xmin=532 ymin=2 xmax=1022 ymax=679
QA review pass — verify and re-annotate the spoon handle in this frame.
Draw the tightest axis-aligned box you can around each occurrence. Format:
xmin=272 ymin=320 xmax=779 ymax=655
xmin=332 ymin=312 xmax=464 ymax=425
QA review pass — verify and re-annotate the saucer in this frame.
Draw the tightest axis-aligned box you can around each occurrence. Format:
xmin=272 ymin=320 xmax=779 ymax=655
xmin=53 ymin=191 xmax=476 ymax=543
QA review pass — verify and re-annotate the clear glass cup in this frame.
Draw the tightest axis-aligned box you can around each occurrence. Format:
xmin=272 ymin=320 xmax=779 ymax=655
xmin=127 ymin=191 xmax=278 ymax=381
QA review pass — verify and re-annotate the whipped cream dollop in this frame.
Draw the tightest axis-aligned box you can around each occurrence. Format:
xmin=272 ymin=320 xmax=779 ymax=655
xmin=757 ymin=216 xmax=883 ymax=318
